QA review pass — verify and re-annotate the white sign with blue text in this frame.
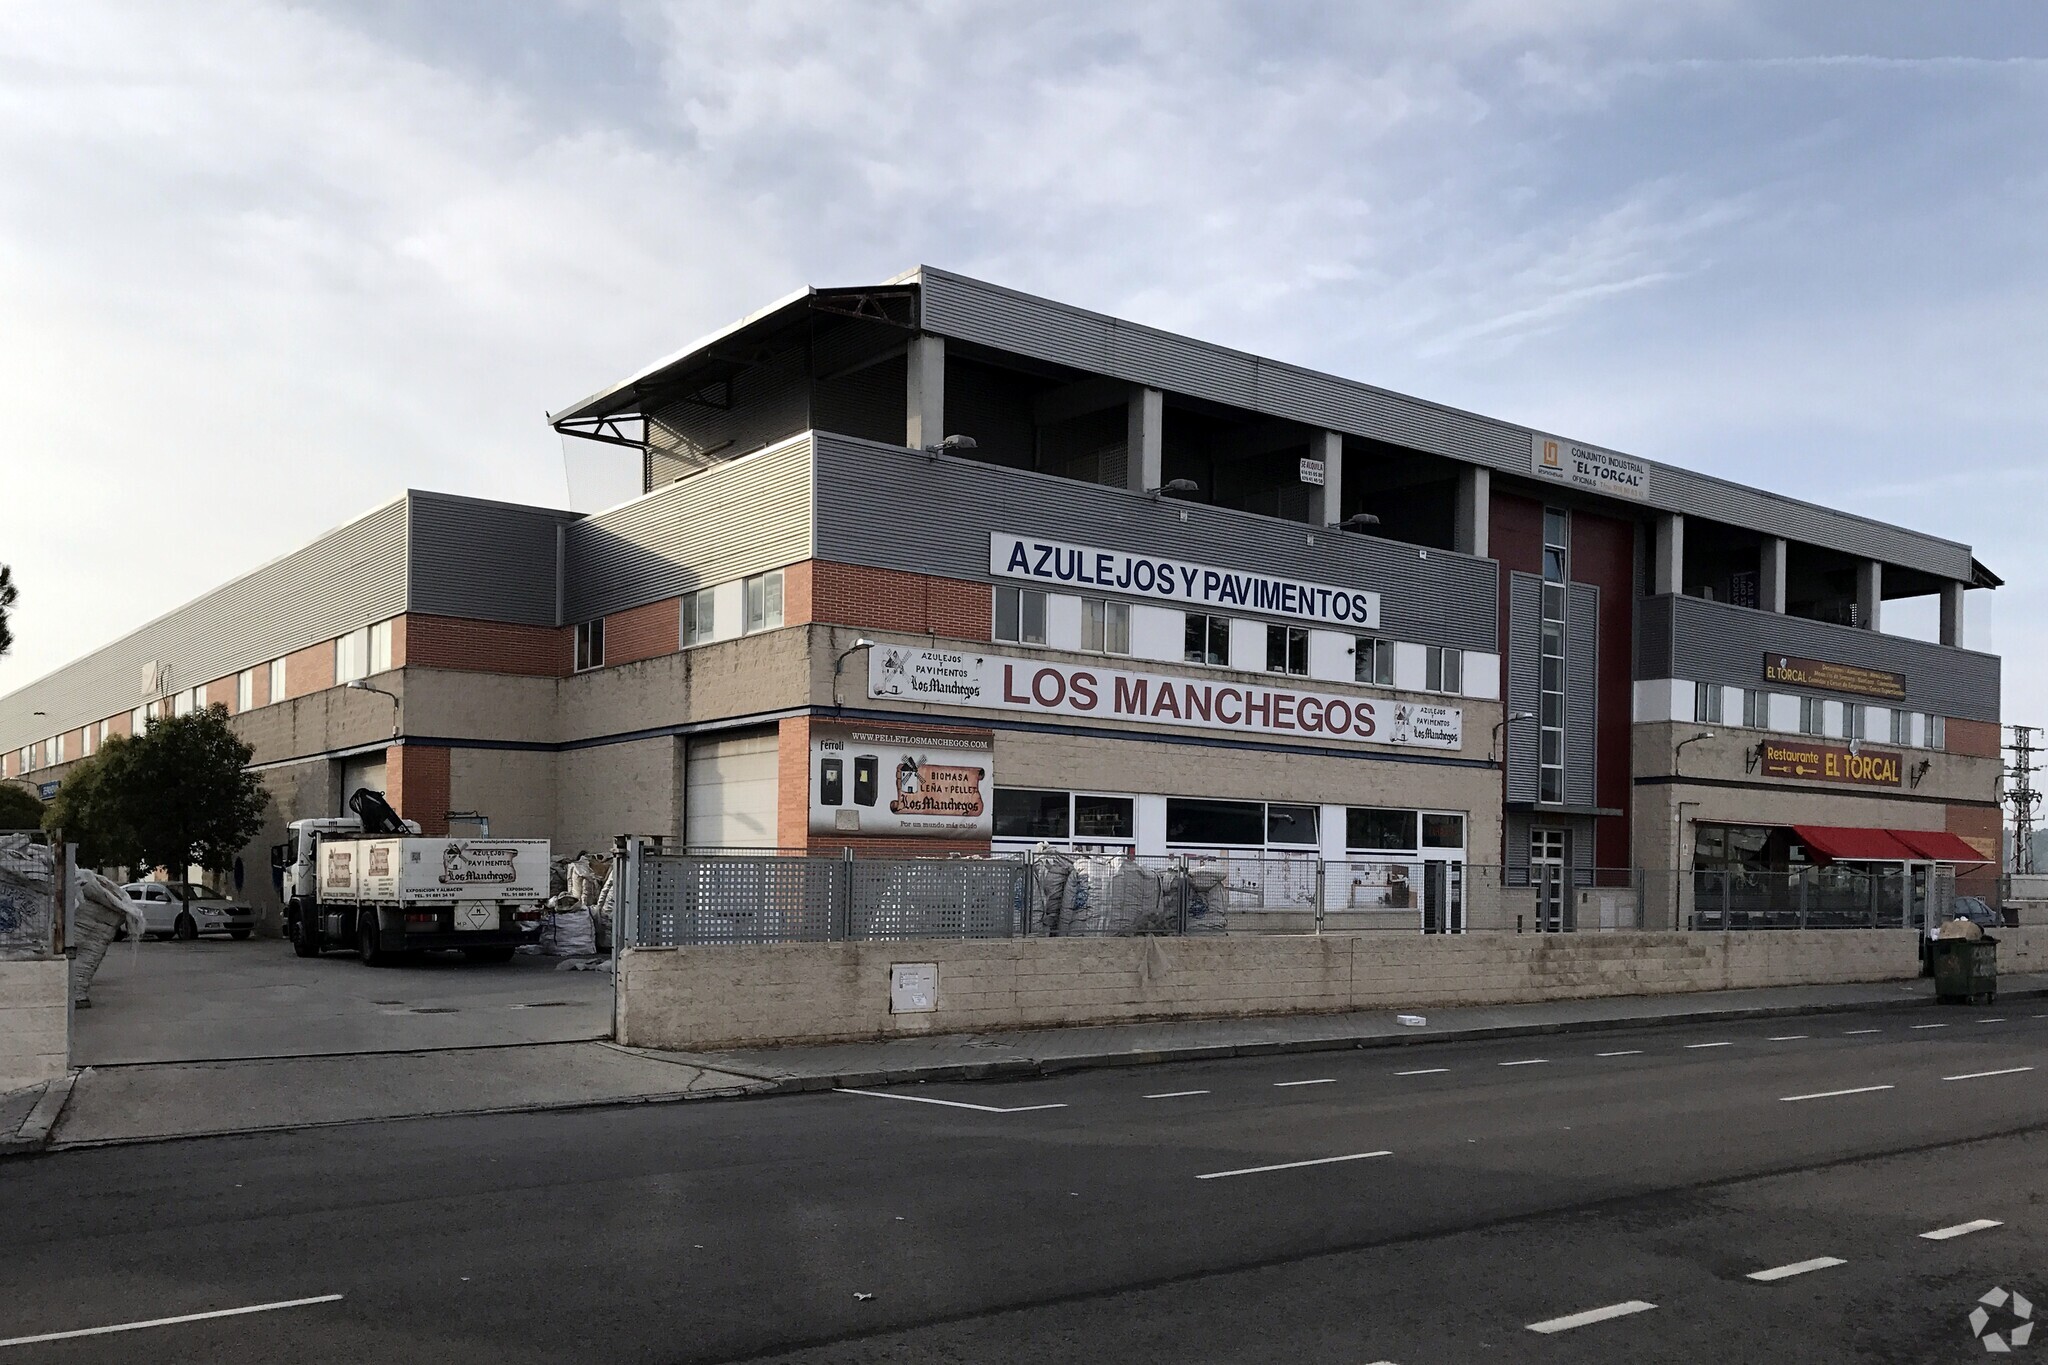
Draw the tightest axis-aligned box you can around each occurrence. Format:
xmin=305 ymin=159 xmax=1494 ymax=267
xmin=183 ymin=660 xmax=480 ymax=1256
xmin=989 ymin=533 xmax=1380 ymax=629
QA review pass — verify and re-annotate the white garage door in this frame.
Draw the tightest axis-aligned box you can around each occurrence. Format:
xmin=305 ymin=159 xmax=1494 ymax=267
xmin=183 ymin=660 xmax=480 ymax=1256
xmin=340 ymin=752 xmax=388 ymax=800
xmin=685 ymin=731 xmax=779 ymax=851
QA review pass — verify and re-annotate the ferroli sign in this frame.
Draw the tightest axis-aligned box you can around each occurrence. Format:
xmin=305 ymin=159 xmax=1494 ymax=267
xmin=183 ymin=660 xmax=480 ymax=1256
xmin=808 ymin=722 xmax=993 ymax=838
xmin=1530 ymin=432 xmax=1648 ymax=501
xmin=1762 ymin=653 xmax=1907 ymax=702
xmin=989 ymin=533 xmax=1379 ymax=629
xmin=1759 ymin=740 xmax=1903 ymax=788
xmin=871 ymin=646 xmax=1462 ymax=751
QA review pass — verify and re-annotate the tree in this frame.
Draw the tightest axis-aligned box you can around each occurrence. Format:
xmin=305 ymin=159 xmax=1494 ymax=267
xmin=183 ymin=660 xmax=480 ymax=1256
xmin=0 ymin=563 xmax=14 ymax=658
xmin=45 ymin=705 xmax=268 ymax=876
xmin=0 ymin=782 xmax=42 ymax=832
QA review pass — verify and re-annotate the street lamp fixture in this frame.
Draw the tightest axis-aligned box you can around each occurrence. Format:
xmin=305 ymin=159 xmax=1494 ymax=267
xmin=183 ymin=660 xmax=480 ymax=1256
xmin=832 ymin=638 xmax=878 ymax=708
xmin=1338 ymin=513 xmax=1380 ymax=533
xmin=1489 ymin=710 xmax=1536 ymax=764
xmin=345 ymin=678 xmax=400 ymax=739
xmin=1152 ymin=479 xmax=1201 ymax=501
xmin=1674 ymin=730 xmax=1715 ymax=763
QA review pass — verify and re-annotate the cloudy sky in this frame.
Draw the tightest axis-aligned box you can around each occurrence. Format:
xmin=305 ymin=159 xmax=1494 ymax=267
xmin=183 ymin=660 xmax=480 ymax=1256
xmin=3 ymin=2 xmax=2045 ymax=723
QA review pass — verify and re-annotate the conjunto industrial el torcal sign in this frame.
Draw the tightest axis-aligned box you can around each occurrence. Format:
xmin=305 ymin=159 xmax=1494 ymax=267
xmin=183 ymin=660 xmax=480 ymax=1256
xmin=1761 ymin=653 xmax=1908 ymax=702
xmin=1759 ymin=739 xmax=1904 ymax=788
xmin=870 ymin=646 xmax=1463 ymax=751
xmin=1529 ymin=432 xmax=1648 ymax=501
xmin=989 ymin=532 xmax=1380 ymax=628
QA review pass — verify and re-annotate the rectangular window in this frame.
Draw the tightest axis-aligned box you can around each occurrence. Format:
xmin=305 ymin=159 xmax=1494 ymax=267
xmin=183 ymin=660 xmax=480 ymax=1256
xmin=1081 ymin=598 xmax=1130 ymax=655
xmin=1694 ymin=682 xmax=1723 ymax=724
xmin=236 ymin=669 xmax=255 ymax=713
xmin=1799 ymin=696 xmax=1824 ymax=735
xmin=1890 ymin=708 xmax=1909 ymax=744
xmin=268 ymin=658 xmax=286 ymax=706
xmin=574 ymin=618 xmax=605 ymax=672
xmin=1538 ymin=517 xmax=1567 ymax=805
xmin=1267 ymin=804 xmax=1319 ymax=846
xmin=1742 ymin=688 xmax=1765 ymax=729
xmin=335 ymin=628 xmax=369 ymax=684
xmin=52 ymin=733 xmax=65 ymax=764
xmin=98 ymin=719 xmax=110 ymax=745
xmin=1422 ymin=812 xmax=1466 ymax=849
xmin=1072 ymin=794 xmax=1135 ymax=841
xmin=1427 ymin=645 xmax=1463 ymax=695
xmin=194 ymin=682 xmax=210 ymax=711
xmin=1265 ymin=624 xmax=1309 ymax=676
xmin=368 ymin=619 xmax=394 ymax=674
xmin=683 ymin=587 xmax=717 ymax=646
xmin=1927 ymin=714 xmax=1945 ymax=750
xmin=745 ymin=570 xmax=785 ymax=633
xmin=993 ymin=585 xmax=1047 ymax=645
xmin=993 ymin=788 xmax=1070 ymax=840
xmin=79 ymin=726 xmax=93 ymax=759
xmin=130 ymin=707 xmax=145 ymax=734
xmin=1346 ymin=807 xmax=1418 ymax=852
xmin=1183 ymin=613 xmax=1229 ymax=666
xmin=1842 ymin=702 xmax=1862 ymax=741
xmin=1165 ymin=797 xmax=1266 ymax=847
xmin=1354 ymin=637 xmax=1393 ymax=687
xmin=173 ymin=688 xmax=196 ymax=717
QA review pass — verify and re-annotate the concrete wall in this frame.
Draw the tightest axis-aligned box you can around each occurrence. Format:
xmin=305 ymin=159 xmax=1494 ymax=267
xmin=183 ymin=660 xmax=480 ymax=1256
xmin=0 ymin=959 xmax=68 ymax=1092
xmin=617 ymin=929 xmax=1922 ymax=1051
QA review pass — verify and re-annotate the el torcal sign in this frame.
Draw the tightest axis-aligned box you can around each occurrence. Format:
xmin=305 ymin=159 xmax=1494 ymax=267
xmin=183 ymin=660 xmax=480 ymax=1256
xmin=1762 ymin=653 xmax=1907 ymax=702
xmin=1759 ymin=739 xmax=1904 ymax=788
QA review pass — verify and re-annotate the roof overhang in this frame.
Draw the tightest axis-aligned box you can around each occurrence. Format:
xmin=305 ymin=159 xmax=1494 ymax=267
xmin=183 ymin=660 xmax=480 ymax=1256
xmin=1972 ymin=558 xmax=2004 ymax=590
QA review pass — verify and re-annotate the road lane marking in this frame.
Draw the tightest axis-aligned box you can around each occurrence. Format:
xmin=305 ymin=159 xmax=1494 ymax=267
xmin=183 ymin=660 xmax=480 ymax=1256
xmin=1395 ymin=1068 xmax=1449 ymax=1076
xmin=1922 ymin=1219 xmax=2002 ymax=1241
xmin=1196 ymin=1151 xmax=1392 ymax=1180
xmin=1526 ymin=1300 xmax=1657 ymax=1334
xmin=1844 ymin=1029 xmax=1882 ymax=1035
xmin=1768 ymin=1035 xmax=1809 ymax=1041
xmin=1979 ymin=1018 xmax=2007 ymax=1023
xmin=1910 ymin=1023 xmax=1949 ymax=1030
xmin=1748 ymin=1256 xmax=1846 ymax=1282
xmin=1145 ymin=1090 xmax=1210 ymax=1099
xmin=1780 ymin=1085 xmax=1894 ymax=1102
xmin=837 ymin=1088 xmax=1067 ymax=1113
xmin=0 ymin=1295 xmax=345 ymax=1349
xmin=1274 ymin=1078 xmax=1336 ymax=1087
xmin=1686 ymin=1042 xmax=1733 ymax=1049
xmin=1498 ymin=1059 xmax=1549 ymax=1067
xmin=1596 ymin=1051 xmax=1643 ymax=1057
xmin=1943 ymin=1067 xmax=2034 ymax=1082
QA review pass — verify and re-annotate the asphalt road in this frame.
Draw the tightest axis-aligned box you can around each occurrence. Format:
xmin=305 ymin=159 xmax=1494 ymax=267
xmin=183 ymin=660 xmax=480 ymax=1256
xmin=4 ymin=1003 xmax=2046 ymax=1363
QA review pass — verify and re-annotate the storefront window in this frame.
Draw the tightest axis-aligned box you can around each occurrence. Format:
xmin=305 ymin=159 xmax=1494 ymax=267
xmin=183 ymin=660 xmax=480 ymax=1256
xmin=1166 ymin=798 xmax=1266 ymax=847
xmin=1422 ymin=813 xmax=1466 ymax=849
xmin=1266 ymin=804 xmax=1318 ymax=845
xmin=1184 ymin=613 xmax=1230 ymax=666
xmin=1346 ymin=807 xmax=1417 ymax=852
xmin=1693 ymin=823 xmax=1774 ymax=872
xmin=1073 ymin=795 xmax=1135 ymax=840
xmin=993 ymin=788 xmax=1069 ymax=840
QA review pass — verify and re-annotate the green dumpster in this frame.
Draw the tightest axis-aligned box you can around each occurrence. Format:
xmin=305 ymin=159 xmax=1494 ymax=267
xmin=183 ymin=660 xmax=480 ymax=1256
xmin=1931 ymin=937 xmax=1997 ymax=1005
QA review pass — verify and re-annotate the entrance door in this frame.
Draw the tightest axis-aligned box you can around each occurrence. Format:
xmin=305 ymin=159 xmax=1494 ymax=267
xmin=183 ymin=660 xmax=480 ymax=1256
xmin=1422 ymin=859 xmax=1465 ymax=934
xmin=1531 ymin=828 xmax=1569 ymax=933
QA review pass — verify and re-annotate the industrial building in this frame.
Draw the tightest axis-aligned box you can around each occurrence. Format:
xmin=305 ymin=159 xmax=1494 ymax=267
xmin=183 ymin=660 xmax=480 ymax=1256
xmin=0 ymin=268 xmax=2004 ymax=931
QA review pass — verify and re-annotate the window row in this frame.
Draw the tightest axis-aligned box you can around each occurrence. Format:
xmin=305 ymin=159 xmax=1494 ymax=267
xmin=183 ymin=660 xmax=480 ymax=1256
xmin=1691 ymin=682 xmax=1947 ymax=749
xmin=991 ymin=787 xmax=1466 ymax=856
xmin=994 ymin=585 xmax=1473 ymax=697
xmin=575 ymin=568 xmax=786 ymax=672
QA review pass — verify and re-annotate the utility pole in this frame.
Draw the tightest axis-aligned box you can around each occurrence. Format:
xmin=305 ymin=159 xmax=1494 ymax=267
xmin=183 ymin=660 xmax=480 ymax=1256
xmin=2006 ymin=725 xmax=2041 ymax=875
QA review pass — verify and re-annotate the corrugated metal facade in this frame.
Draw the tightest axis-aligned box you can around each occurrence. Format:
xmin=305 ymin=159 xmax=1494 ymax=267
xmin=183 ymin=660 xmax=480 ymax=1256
xmin=0 ymin=498 xmax=412 ymax=748
xmin=563 ymin=436 xmax=815 ymax=624
xmin=1636 ymin=593 xmax=2001 ymax=722
xmin=1505 ymin=572 xmax=1542 ymax=805
xmin=643 ymin=344 xmax=810 ymax=488
xmin=914 ymin=268 xmax=1976 ymax=582
xmin=811 ymin=433 xmax=1500 ymax=652
xmin=408 ymin=492 xmax=576 ymax=625
xmin=1566 ymin=583 xmax=1600 ymax=809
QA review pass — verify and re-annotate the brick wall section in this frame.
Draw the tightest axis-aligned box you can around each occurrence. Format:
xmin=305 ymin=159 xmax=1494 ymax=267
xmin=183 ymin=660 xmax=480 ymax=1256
xmin=404 ymin=614 xmax=571 ymax=678
xmin=387 ymin=614 xmax=408 ymax=669
xmin=282 ymin=640 xmax=334 ymax=702
xmin=605 ymin=597 xmax=681 ymax=666
xmin=1945 ymin=717 xmax=2000 ymax=759
xmin=106 ymin=711 xmax=131 ymax=740
xmin=389 ymin=744 xmax=450 ymax=836
xmin=803 ymin=561 xmax=993 ymax=641
xmin=2 ymin=751 xmax=12 ymax=778
xmin=776 ymin=716 xmax=812 ymax=850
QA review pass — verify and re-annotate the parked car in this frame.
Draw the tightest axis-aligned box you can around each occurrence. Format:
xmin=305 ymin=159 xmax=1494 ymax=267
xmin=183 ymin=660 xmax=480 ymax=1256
xmin=120 ymin=882 xmax=257 ymax=941
xmin=1918 ymin=895 xmax=2004 ymax=973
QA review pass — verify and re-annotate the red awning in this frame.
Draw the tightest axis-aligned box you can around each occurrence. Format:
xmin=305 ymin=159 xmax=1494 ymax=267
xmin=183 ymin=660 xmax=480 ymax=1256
xmin=1790 ymin=826 xmax=1920 ymax=863
xmin=1889 ymin=829 xmax=1994 ymax=863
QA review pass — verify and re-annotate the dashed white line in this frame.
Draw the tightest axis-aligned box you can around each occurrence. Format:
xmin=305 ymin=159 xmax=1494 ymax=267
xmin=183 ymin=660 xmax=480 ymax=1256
xmin=1768 ymin=1035 xmax=1809 ymax=1042
xmin=1196 ymin=1150 xmax=1393 ymax=1180
xmin=1921 ymin=1219 xmax=2002 ymax=1241
xmin=1943 ymin=1067 xmax=2034 ymax=1082
xmin=1748 ymin=1256 xmax=1846 ymax=1282
xmin=1779 ymin=1085 xmax=1894 ymax=1103
xmin=836 ymin=1088 xmax=1068 ymax=1113
xmin=1910 ymin=1023 xmax=1950 ymax=1030
xmin=1526 ymin=1300 xmax=1657 ymax=1334
xmin=0 ymin=1295 xmax=345 ymax=1349
xmin=1978 ymin=1018 xmax=2007 ymax=1024
xmin=1686 ymin=1042 xmax=1734 ymax=1049
xmin=1844 ymin=1028 xmax=1882 ymax=1035
xmin=1395 ymin=1068 xmax=1449 ymax=1076
xmin=1596 ymin=1050 xmax=1643 ymax=1057
xmin=1499 ymin=1059 xmax=1550 ymax=1067
xmin=1274 ymin=1078 xmax=1336 ymax=1088
xmin=1144 ymin=1090 xmax=1209 ymax=1099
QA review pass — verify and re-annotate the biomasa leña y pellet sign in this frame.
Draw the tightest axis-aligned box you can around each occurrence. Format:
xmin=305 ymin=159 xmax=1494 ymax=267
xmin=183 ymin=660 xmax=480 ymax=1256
xmin=869 ymin=646 xmax=1462 ymax=751
xmin=808 ymin=722 xmax=993 ymax=837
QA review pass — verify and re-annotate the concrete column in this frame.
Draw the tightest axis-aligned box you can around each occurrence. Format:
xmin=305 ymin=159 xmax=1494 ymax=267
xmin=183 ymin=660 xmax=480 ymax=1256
xmin=1856 ymin=560 xmax=1882 ymax=631
xmin=1126 ymin=385 xmax=1163 ymax=494
xmin=1307 ymin=430 xmax=1343 ymax=525
xmin=1940 ymin=580 xmax=1966 ymax=647
xmin=905 ymin=334 xmax=945 ymax=450
xmin=1454 ymin=467 xmax=1490 ymax=557
xmin=1759 ymin=536 xmax=1787 ymax=613
xmin=1653 ymin=513 xmax=1685 ymax=596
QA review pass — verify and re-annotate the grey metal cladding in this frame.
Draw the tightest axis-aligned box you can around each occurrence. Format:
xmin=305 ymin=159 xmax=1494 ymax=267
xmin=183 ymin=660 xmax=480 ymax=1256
xmin=0 ymin=497 xmax=410 ymax=749
xmin=407 ymin=492 xmax=574 ymax=625
xmin=811 ymin=432 xmax=1500 ymax=652
xmin=1641 ymin=593 xmax=2001 ymax=721
xmin=1566 ymin=582 xmax=1599 ymax=808
xmin=1505 ymin=573 xmax=1541 ymax=804
xmin=1633 ymin=591 xmax=1674 ymax=681
xmin=914 ymin=268 xmax=1974 ymax=581
xmin=564 ymin=435 xmax=814 ymax=623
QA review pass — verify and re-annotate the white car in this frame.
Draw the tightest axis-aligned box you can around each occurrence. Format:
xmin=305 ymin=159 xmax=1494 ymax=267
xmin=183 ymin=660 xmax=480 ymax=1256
xmin=120 ymin=882 xmax=257 ymax=941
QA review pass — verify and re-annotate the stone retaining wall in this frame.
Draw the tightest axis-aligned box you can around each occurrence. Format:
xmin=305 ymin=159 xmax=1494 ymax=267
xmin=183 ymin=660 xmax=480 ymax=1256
xmin=0 ymin=959 xmax=68 ymax=1092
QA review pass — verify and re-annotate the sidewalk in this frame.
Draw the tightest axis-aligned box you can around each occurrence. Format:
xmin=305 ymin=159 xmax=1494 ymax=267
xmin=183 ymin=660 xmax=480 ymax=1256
xmin=13 ymin=972 xmax=2044 ymax=1155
